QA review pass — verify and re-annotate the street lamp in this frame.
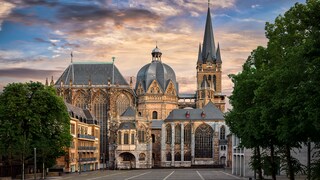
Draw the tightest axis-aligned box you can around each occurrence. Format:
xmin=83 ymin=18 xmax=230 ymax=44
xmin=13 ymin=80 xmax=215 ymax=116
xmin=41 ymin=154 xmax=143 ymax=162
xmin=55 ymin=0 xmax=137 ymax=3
xmin=78 ymin=152 xmax=81 ymax=174
xmin=34 ymin=148 xmax=36 ymax=180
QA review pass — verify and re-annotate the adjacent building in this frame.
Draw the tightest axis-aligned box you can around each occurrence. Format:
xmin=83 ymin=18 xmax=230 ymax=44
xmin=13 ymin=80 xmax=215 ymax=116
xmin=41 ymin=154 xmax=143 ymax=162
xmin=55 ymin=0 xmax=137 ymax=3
xmin=56 ymin=103 xmax=100 ymax=172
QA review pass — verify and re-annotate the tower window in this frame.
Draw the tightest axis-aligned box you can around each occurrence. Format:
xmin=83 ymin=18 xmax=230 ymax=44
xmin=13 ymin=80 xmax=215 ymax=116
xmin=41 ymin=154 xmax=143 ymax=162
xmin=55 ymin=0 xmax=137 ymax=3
xmin=152 ymin=111 xmax=158 ymax=119
xmin=152 ymin=134 xmax=155 ymax=143
xmin=220 ymin=126 xmax=226 ymax=140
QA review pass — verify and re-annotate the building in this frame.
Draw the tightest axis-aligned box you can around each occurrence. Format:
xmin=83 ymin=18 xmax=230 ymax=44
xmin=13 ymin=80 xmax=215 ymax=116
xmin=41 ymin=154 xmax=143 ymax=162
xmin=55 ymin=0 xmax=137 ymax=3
xmin=55 ymin=103 xmax=100 ymax=172
xmin=54 ymin=4 xmax=230 ymax=170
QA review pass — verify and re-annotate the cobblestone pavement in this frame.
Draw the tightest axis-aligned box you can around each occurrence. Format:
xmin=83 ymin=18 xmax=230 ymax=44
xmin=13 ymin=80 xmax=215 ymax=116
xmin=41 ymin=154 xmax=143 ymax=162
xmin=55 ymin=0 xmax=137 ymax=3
xmin=50 ymin=169 xmax=246 ymax=180
xmin=31 ymin=168 xmax=307 ymax=180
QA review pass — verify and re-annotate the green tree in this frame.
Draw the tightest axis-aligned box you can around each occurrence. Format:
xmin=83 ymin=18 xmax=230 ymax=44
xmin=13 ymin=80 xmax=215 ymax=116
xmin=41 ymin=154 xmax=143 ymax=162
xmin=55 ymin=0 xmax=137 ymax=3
xmin=226 ymin=1 xmax=320 ymax=179
xmin=0 ymin=82 xmax=71 ymax=178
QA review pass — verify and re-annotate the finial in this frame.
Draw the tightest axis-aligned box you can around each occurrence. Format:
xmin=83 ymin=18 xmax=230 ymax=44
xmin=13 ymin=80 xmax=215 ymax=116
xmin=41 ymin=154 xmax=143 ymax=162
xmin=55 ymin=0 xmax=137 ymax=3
xmin=112 ymin=57 xmax=115 ymax=63
xmin=50 ymin=76 xmax=54 ymax=86
xmin=45 ymin=77 xmax=48 ymax=86
xmin=156 ymin=41 xmax=158 ymax=48
xmin=208 ymin=0 xmax=210 ymax=7
xmin=70 ymin=51 xmax=73 ymax=63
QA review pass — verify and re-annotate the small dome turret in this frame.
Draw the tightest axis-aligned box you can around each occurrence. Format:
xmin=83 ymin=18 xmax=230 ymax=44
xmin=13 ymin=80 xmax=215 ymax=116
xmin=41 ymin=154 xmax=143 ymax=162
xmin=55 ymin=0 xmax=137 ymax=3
xmin=151 ymin=46 xmax=162 ymax=62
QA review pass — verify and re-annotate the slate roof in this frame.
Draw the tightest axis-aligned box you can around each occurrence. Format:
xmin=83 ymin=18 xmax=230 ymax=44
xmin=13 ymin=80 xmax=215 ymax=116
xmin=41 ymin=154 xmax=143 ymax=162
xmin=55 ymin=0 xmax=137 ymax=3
xmin=165 ymin=101 xmax=224 ymax=122
xmin=121 ymin=106 xmax=136 ymax=117
xmin=55 ymin=62 xmax=129 ymax=86
xmin=179 ymin=93 xmax=196 ymax=99
xmin=151 ymin=120 xmax=163 ymax=129
xmin=119 ymin=122 xmax=136 ymax=130
xmin=65 ymin=102 xmax=97 ymax=124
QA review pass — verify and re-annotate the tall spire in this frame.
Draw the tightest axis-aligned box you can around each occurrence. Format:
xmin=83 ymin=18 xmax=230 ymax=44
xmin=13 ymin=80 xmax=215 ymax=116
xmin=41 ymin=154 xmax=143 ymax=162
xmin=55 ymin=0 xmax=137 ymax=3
xmin=202 ymin=6 xmax=216 ymax=63
xmin=216 ymin=43 xmax=222 ymax=63
xmin=197 ymin=43 xmax=202 ymax=64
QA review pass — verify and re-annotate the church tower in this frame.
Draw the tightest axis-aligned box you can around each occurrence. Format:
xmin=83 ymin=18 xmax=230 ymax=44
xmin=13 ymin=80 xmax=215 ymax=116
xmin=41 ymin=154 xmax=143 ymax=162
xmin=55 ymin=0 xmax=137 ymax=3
xmin=196 ymin=6 xmax=225 ymax=111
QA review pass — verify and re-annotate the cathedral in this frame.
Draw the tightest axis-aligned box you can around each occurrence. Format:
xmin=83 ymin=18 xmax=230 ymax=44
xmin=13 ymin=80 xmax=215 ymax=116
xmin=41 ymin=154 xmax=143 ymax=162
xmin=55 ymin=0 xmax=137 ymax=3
xmin=55 ymin=6 xmax=230 ymax=170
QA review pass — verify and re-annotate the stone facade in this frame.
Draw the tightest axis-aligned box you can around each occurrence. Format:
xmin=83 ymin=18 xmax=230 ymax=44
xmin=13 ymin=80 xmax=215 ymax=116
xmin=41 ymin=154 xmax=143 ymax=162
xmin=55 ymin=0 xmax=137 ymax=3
xmin=54 ymin=5 xmax=231 ymax=170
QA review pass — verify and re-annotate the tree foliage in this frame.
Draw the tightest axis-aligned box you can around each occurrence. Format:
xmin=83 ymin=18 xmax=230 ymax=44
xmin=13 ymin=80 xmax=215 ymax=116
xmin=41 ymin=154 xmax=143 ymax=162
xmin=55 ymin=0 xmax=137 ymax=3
xmin=226 ymin=0 xmax=320 ymax=179
xmin=0 ymin=82 xmax=71 ymax=173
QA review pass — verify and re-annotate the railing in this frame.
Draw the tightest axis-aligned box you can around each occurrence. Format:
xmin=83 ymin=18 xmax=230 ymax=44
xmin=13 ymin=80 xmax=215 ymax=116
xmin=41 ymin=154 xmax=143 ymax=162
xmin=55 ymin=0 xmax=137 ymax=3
xmin=117 ymin=144 xmax=136 ymax=151
xmin=78 ymin=134 xmax=95 ymax=140
xmin=79 ymin=157 xmax=97 ymax=162
xmin=78 ymin=146 xmax=97 ymax=151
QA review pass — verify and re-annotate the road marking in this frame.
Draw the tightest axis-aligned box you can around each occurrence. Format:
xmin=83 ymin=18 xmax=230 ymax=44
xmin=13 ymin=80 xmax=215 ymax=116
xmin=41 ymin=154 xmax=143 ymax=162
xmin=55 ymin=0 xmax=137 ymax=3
xmin=87 ymin=171 xmax=129 ymax=180
xmin=124 ymin=171 xmax=151 ymax=180
xmin=219 ymin=171 xmax=242 ymax=179
xmin=196 ymin=171 xmax=205 ymax=180
xmin=163 ymin=171 xmax=175 ymax=180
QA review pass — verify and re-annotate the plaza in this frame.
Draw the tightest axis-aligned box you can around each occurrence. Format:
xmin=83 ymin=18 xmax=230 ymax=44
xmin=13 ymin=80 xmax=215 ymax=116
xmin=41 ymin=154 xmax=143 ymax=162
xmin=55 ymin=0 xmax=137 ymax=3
xmin=57 ymin=169 xmax=244 ymax=180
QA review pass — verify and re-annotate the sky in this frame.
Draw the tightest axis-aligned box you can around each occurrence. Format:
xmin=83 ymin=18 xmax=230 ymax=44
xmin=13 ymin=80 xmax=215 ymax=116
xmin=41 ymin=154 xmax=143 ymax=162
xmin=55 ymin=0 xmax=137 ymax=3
xmin=0 ymin=0 xmax=305 ymax=109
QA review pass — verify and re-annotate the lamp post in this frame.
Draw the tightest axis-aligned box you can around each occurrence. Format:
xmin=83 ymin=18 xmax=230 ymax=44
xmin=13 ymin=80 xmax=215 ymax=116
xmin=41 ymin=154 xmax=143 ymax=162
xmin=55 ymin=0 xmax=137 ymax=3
xmin=78 ymin=152 xmax=81 ymax=174
xmin=34 ymin=148 xmax=36 ymax=180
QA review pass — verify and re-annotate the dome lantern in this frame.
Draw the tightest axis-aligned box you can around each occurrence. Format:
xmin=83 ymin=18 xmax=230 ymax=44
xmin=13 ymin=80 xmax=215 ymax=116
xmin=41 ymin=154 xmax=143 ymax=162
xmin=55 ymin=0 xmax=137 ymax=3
xmin=151 ymin=46 xmax=162 ymax=62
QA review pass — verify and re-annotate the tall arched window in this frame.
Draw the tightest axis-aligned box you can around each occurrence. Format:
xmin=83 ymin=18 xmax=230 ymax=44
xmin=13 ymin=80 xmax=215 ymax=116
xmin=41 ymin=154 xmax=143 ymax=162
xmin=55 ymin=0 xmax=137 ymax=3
xmin=75 ymin=91 xmax=87 ymax=109
xmin=175 ymin=124 xmax=181 ymax=144
xmin=116 ymin=93 xmax=130 ymax=116
xmin=124 ymin=132 xmax=129 ymax=144
xmin=175 ymin=152 xmax=181 ymax=161
xmin=184 ymin=123 xmax=191 ymax=144
xmin=138 ymin=128 xmax=145 ymax=143
xmin=152 ymin=111 xmax=158 ymax=119
xmin=166 ymin=124 xmax=172 ymax=144
xmin=213 ymin=75 xmax=216 ymax=91
xmin=184 ymin=151 xmax=191 ymax=161
xmin=220 ymin=126 xmax=225 ymax=140
xmin=195 ymin=124 xmax=213 ymax=158
xmin=118 ymin=131 xmax=122 ymax=144
xmin=166 ymin=152 xmax=172 ymax=161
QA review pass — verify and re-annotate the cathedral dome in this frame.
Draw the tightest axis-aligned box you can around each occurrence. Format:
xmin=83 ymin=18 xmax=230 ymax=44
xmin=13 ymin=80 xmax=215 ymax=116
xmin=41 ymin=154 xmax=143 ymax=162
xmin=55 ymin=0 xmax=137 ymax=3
xmin=135 ymin=46 xmax=178 ymax=93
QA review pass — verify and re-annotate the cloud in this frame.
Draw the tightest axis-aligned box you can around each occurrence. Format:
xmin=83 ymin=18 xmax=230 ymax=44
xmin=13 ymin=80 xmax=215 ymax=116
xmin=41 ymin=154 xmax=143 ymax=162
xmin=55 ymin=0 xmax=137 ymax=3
xmin=0 ymin=1 xmax=15 ymax=30
xmin=0 ymin=68 xmax=62 ymax=79
xmin=251 ymin=4 xmax=261 ymax=9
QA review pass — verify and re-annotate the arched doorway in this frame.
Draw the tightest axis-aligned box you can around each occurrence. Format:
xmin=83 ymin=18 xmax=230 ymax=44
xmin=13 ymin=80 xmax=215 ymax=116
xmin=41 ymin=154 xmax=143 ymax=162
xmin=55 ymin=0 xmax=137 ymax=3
xmin=220 ymin=156 xmax=226 ymax=166
xmin=195 ymin=123 xmax=213 ymax=158
xmin=118 ymin=152 xmax=136 ymax=169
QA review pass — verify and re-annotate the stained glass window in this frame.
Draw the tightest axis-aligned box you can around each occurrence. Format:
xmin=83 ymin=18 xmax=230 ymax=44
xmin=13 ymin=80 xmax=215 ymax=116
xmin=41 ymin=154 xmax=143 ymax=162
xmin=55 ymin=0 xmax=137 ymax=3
xmin=195 ymin=124 xmax=213 ymax=158
xmin=175 ymin=124 xmax=181 ymax=144
xmin=166 ymin=124 xmax=172 ymax=144
xmin=184 ymin=123 xmax=191 ymax=144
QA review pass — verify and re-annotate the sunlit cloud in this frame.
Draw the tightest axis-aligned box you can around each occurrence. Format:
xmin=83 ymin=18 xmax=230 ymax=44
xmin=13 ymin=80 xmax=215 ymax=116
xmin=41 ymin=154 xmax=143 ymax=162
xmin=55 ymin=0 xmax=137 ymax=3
xmin=0 ymin=1 xmax=15 ymax=30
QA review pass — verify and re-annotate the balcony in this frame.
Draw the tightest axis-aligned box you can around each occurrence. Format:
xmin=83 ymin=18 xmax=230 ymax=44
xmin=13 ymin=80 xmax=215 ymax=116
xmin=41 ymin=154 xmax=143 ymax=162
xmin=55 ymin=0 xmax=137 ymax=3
xmin=79 ymin=157 xmax=97 ymax=162
xmin=78 ymin=146 xmax=97 ymax=152
xmin=78 ymin=134 xmax=95 ymax=140
xmin=116 ymin=144 xmax=136 ymax=151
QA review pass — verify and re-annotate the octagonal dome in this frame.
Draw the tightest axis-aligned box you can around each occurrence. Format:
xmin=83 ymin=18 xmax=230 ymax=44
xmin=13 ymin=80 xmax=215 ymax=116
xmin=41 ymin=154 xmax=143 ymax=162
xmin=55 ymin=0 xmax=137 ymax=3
xmin=135 ymin=47 xmax=178 ymax=93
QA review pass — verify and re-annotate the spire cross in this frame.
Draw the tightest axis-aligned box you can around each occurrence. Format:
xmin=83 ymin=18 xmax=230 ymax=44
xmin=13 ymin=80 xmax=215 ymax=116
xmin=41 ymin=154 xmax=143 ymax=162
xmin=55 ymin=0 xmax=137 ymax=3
xmin=208 ymin=0 xmax=210 ymax=7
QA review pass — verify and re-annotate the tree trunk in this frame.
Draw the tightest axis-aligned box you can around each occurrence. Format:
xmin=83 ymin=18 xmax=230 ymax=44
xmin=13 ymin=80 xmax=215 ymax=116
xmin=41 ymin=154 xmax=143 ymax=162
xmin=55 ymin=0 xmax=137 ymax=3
xmin=22 ymin=153 xmax=25 ymax=180
xmin=270 ymin=143 xmax=276 ymax=180
xmin=286 ymin=144 xmax=295 ymax=180
xmin=256 ymin=147 xmax=263 ymax=180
